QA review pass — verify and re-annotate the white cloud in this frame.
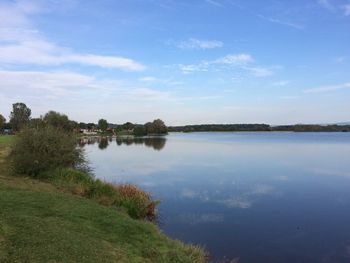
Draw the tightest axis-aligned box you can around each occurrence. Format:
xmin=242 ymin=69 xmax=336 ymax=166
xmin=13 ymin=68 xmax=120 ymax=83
xmin=139 ymin=76 xmax=157 ymax=82
xmin=216 ymin=53 xmax=253 ymax=65
xmin=176 ymin=53 xmax=275 ymax=77
xmin=0 ymin=1 xmax=145 ymax=71
xmin=273 ymin=80 xmax=289 ymax=86
xmin=245 ymin=66 xmax=274 ymax=77
xmin=179 ymin=62 xmax=209 ymax=73
xmin=0 ymin=38 xmax=145 ymax=71
xmin=304 ymin=83 xmax=350 ymax=94
xmin=177 ymin=38 xmax=223 ymax=49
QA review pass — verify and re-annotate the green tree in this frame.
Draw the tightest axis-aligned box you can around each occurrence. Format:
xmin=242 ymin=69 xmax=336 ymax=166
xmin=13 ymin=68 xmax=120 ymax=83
xmin=10 ymin=125 xmax=86 ymax=176
xmin=0 ymin=114 xmax=6 ymax=130
xmin=151 ymin=119 xmax=167 ymax=134
xmin=144 ymin=122 xmax=154 ymax=134
xmin=43 ymin=111 xmax=72 ymax=131
xmin=79 ymin=122 xmax=87 ymax=129
xmin=133 ymin=125 xmax=146 ymax=136
xmin=122 ymin=122 xmax=134 ymax=130
xmin=87 ymin=123 xmax=96 ymax=130
xmin=98 ymin=119 xmax=108 ymax=131
xmin=9 ymin=103 xmax=31 ymax=132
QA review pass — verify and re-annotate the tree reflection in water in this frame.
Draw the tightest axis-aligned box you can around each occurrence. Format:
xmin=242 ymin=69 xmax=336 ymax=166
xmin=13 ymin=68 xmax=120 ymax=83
xmin=78 ymin=136 xmax=166 ymax=151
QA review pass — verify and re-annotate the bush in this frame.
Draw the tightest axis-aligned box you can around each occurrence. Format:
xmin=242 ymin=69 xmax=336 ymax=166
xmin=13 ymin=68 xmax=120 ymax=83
xmin=114 ymin=184 xmax=159 ymax=220
xmin=10 ymin=125 xmax=86 ymax=176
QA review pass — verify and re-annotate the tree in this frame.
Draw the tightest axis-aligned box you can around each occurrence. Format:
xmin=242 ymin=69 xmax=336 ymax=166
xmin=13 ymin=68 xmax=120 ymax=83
xmin=10 ymin=125 xmax=86 ymax=176
xmin=122 ymin=122 xmax=134 ymax=130
xmin=43 ymin=111 xmax=72 ymax=131
xmin=98 ymin=119 xmax=108 ymax=131
xmin=10 ymin=103 xmax=31 ymax=132
xmin=0 ymin=114 xmax=6 ymax=130
xmin=79 ymin=122 xmax=87 ymax=129
xmin=151 ymin=119 xmax=167 ymax=134
xmin=133 ymin=125 xmax=147 ymax=136
xmin=144 ymin=122 xmax=155 ymax=134
xmin=87 ymin=123 xmax=96 ymax=130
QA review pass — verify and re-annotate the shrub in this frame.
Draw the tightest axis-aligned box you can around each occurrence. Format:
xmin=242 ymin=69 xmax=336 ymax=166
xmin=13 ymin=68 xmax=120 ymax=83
xmin=114 ymin=184 xmax=160 ymax=220
xmin=10 ymin=125 xmax=86 ymax=176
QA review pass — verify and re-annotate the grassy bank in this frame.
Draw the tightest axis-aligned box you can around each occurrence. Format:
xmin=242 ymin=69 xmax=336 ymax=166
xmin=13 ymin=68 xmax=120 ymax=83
xmin=0 ymin=137 xmax=207 ymax=262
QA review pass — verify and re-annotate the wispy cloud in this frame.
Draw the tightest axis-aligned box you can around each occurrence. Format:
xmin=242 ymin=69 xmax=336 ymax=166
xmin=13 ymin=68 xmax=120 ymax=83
xmin=179 ymin=62 xmax=209 ymax=73
xmin=257 ymin=14 xmax=304 ymax=30
xmin=273 ymin=80 xmax=289 ymax=86
xmin=0 ymin=35 xmax=145 ymax=71
xmin=177 ymin=53 xmax=275 ymax=77
xmin=318 ymin=0 xmax=335 ymax=11
xmin=304 ymin=83 xmax=350 ymax=94
xmin=176 ymin=38 xmax=223 ymax=50
xmin=215 ymin=53 xmax=253 ymax=65
xmin=139 ymin=76 xmax=157 ymax=82
xmin=0 ymin=1 xmax=145 ymax=71
xmin=318 ymin=0 xmax=350 ymax=16
xmin=205 ymin=0 xmax=224 ymax=8
xmin=244 ymin=66 xmax=274 ymax=77
xmin=343 ymin=4 xmax=350 ymax=16
xmin=335 ymin=56 xmax=346 ymax=63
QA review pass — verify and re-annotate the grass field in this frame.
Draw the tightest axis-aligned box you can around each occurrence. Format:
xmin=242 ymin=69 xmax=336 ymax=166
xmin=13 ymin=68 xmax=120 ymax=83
xmin=0 ymin=140 xmax=206 ymax=262
xmin=0 ymin=135 xmax=16 ymax=146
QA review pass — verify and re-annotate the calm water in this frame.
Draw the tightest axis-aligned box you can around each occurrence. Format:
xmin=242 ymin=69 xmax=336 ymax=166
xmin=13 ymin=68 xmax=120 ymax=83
xmin=81 ymin=132 xmax=350 ymax=262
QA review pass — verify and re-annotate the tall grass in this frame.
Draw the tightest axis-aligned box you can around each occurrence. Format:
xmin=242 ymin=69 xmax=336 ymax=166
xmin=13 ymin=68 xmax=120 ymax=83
xmin=47 ymin=168 xmax=159 ymax=220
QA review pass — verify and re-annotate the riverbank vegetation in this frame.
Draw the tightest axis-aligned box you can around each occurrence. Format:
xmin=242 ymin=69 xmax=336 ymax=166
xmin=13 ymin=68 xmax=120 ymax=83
xmin=0 ymin=145 xmax=206 ymax=262
xmin=0 ymin=108 xmax=207 ymax=261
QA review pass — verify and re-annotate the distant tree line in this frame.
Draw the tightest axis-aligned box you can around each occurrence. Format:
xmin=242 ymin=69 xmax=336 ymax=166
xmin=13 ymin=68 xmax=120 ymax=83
xmin=1 ymin=102 xmax=168 ymax=136
xmin=168 ymin=124 xmax=350 ymax=132
xmin=2 ymin=102 xmax=349 ymax=134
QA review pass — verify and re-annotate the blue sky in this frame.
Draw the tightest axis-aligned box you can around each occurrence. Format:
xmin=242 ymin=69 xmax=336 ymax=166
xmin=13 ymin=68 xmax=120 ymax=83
xmin=0 ymin=0 xmax=349 ymax=125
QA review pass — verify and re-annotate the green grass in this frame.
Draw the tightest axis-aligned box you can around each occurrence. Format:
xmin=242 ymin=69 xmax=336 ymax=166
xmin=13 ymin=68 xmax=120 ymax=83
xmin=0 ymin=145 xmax=207 ymax=263
xmin=0 ymin=135 xmax=16 ymax=146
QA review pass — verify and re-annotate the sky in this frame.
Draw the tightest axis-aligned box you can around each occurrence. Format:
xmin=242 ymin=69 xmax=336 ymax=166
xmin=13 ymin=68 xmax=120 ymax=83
xmin=0 ymin=0 xmax=349 ymax=125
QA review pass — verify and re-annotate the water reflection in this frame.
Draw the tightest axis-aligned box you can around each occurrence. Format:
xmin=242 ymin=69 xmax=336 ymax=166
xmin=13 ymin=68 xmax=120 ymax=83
xmin=78 ymin=136 xmax=167 ymax=151
xmin=98 ymin=137 xmax=109 ymax=150
xmin=83 ymin=132 xmax=350 ymax=262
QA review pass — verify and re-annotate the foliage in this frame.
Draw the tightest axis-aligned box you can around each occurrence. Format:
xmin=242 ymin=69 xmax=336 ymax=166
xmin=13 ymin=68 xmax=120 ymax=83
xmin=10 ymin=125 xmax=85 ymax=176
xmin=133 ymin=124 xmax=147 ymax=136
xmin=273 ymin=124 xmax=350 ymax=132
xmin=122 ymin=121 xmax=134 ymax=130
xmin=151 ymin=119 xmax=168 ymax=134
xmin=87 ymin=122 xmax=96 ymax=129
xmin=98 ymin=119 xmax=108 ymax=131
xmin=43 ymin=111 xmax=73 ymax=131
xmin=114 ymin=184 xmax=160 ymax=220
xmin=0 ymin=114 xmax=5 ymax=129
xmin=9 ymin=102 xmax=31 ymax=132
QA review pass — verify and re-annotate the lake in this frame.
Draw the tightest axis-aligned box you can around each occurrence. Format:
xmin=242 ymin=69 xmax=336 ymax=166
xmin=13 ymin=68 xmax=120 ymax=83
xmin=80 ymin=132 xmax=350 ymax=262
